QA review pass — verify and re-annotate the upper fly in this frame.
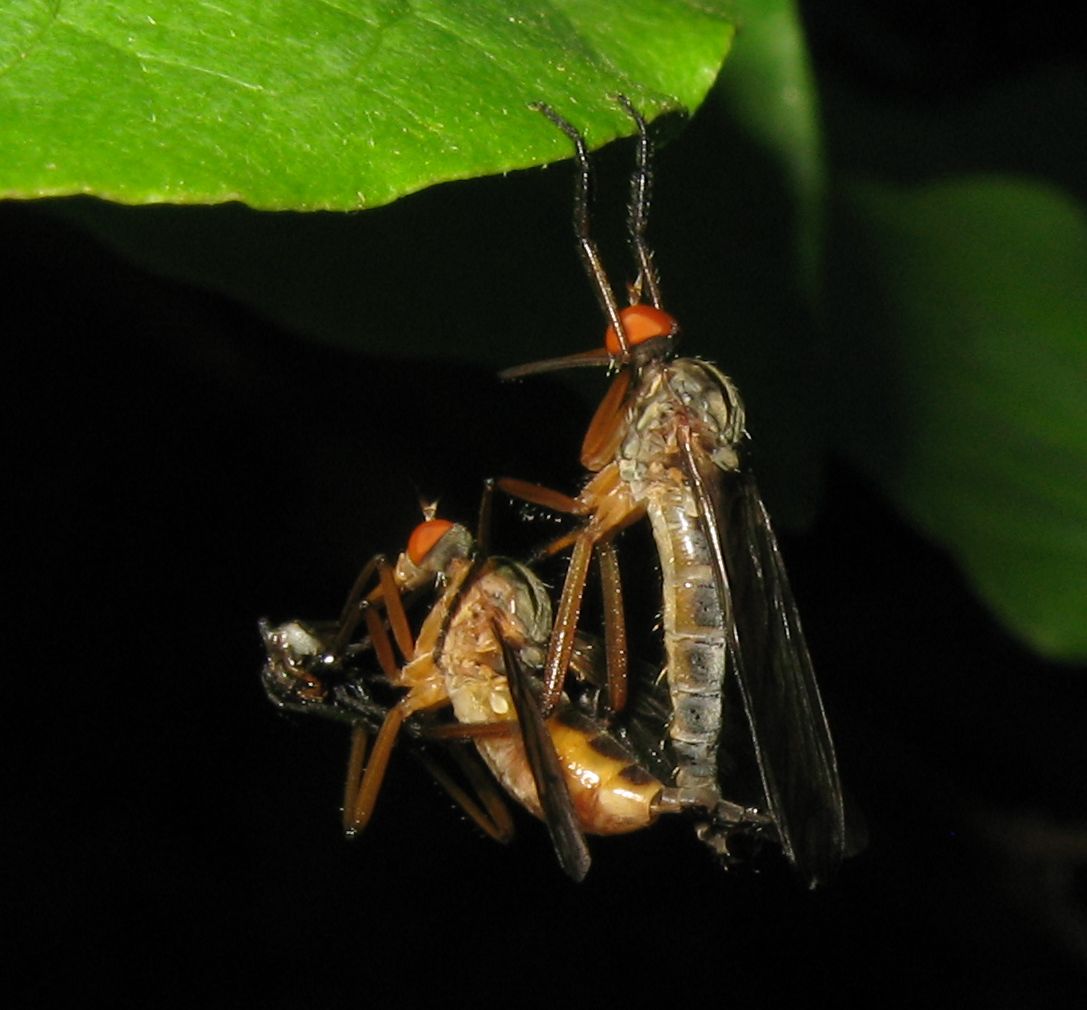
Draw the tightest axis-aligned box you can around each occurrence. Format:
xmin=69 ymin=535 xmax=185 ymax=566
xmin=498 ymin=97 xmax=847 ymax=886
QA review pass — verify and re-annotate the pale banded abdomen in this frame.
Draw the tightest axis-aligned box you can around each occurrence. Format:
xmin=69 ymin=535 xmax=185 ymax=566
xmin=440 ymin=562 xmax=661 ymax=836
xmin=647 ymin=488 xmax=728 ymax=794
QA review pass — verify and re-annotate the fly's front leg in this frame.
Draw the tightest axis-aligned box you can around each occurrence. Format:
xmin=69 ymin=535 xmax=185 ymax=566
xmin=543 ymin=530 xmax=594 ymax=715
xmin=313 ymin=553 xmax=384 ymax=665
xmin=331 ymin=554 xmax=414 ymax=662
xmin=336 ymin=558 xmax=428 ymax=836
xmin=342 ymin=674 xmax=449 ymax=837
xmin=495 ymin=477 xmax=584 ymax=517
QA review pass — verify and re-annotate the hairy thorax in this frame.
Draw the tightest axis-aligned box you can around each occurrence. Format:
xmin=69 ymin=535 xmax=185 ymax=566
xmin=617 ymin=358 xmax=746 ymax=501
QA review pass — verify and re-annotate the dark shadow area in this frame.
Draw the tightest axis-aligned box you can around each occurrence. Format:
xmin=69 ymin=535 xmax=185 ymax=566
xmin=5 ymin=200 xmax=1084 ymax=1005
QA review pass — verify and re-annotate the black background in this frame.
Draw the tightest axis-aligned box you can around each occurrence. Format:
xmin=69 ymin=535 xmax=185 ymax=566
xmin=6 ymin=4 xmax=1084 ymax=1005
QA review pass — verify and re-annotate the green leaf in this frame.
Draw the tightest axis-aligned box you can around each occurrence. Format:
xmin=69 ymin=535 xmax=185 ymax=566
xmin=830 ymin=176 xmax=1087 ymax=661
xmin=0 ymin=0 xmax=734 ymax=210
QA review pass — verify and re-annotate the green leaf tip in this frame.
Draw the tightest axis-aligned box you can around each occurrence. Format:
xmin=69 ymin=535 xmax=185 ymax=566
xmin=0 ymin=0 xmax=735 ymax=211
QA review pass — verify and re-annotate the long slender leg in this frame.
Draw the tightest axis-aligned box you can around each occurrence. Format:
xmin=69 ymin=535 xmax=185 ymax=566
xmin=492 ymin=476 xmax=586 ymax=564
xmin=342 ymin=726 xmax=369 ymax=834
xmin=497 ymin=472 xmax=636 ymax=714
xmin=343 ymin=704 xmax=406 ymax=836
xmin=342 ymin=643 xmax=454 ymax=837
xmin=343 ymin=710 xmax=522 ymax=841
xmin=330 ymin=554 xmax=384 ymax=660
xmin=330 ymin=551 xmax=414 ymax=664
xmin=376 ymin=558 xmax=413 ymax=658
xmin=527 ymin=528 xmax=581 ymax=565
xmin=415 ymin=746 xmax=516 ymax=844
xmin=363 ymin=604 xmax=401 ymax=680
xmin=541 ymin=531 xmax=595 ymax=715
xmin=596 ymin=540 xmax=628 ymax=713
xmin=495 ymin=477 xmax=583 ymax=515
xmin=531 ymin=102 xmax=628 ymax=357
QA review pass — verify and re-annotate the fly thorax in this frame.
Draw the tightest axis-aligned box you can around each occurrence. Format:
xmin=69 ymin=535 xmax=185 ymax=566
xmin=482 ymin=560 xmax=553 ymax=653
xmin=618 ymin=378 xmax=676 ymax=492
xmin=618 ymin=359 xmax=746 ymax=488
xmin=671 ymin=359 xmax=747 ymax=474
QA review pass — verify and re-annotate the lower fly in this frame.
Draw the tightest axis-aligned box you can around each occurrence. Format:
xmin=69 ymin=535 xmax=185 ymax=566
xmin=261 ymin=487 xmax=771 ymax=880
xmin=260 ymin=611 xmax=517 ymax=847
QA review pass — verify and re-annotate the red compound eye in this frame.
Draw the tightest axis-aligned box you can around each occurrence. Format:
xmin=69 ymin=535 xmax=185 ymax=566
xmin=406 ymin=519 xmax=454 ymax=565
xmin=604 ymin=304 xmax=676 ymax=356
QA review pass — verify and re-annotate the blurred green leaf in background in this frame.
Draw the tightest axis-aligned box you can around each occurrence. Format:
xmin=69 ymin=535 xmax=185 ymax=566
xmin=2 ymin=0 xmax=1084 ymax=661
xmin=830 ymin=178 xmax=1087 ymax=658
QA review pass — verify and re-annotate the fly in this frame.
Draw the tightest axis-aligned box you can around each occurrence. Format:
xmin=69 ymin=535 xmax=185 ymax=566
xmin=260 ymin=604 xmax=516 ymax=849
xmin=261 ymin=489 xmax=770 ymax=880
xmin=499 ymin=98 xmax=847 ymax=886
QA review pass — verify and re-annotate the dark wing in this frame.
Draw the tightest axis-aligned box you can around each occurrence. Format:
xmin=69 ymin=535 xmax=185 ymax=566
xmin=496 ymin=628 xmax=592 ymax=882
xmin=680 ymin=437 xmax=846 ymax=887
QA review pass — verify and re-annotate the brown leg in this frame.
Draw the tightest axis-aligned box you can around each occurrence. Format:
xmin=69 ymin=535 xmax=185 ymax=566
xmin=596 ymin=540 xmax=628 ymax=713
xmin=527 ymin=527 xmax=581 ymax=564
xmin=421 ymin=720 xmax=520 ymax=741
xmin=495 ymin=477 xmax=583 ymax=515
xmin=363 ymin=604 xmax=401 ymax=681
xmin=541 ymin=530 xmax=595 ymax=715
xmin=415 ymin=746 xmax=515 ymax=844
xmin=377 ymin=557 xmax=414 ymax=658
xmin=498 ymin=469 xmax=635 ymax=717
xmin=330 ymin=554 xmax=384 ymax=659
xmin=328 ymin=551 xmax=416 ymax=663
xmin=343 ymin=704 xmax=405 ymax=836
xmin=342 ymin=726 xmax=369 ymax=834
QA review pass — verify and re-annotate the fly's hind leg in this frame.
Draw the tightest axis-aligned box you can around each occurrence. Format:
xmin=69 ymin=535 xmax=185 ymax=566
xmin=414 ymin=744 xmax=515 ymax=844
xmin=653 ymin=787 xmax=776 ymax=863
xmin=596 ymin=540 xmax=628 ymax=715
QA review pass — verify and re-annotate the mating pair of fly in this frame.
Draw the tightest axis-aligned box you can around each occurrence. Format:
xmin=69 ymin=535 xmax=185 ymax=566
xmin=262 ymin=97 xmax=848 ymax=886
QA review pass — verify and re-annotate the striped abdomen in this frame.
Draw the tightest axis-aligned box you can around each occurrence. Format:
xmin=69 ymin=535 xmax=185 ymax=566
xmin=647 ymin=488 xmax=727 ymax=795
xmin=475 ymin=704 xmax=661 ymax=835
